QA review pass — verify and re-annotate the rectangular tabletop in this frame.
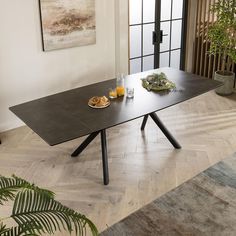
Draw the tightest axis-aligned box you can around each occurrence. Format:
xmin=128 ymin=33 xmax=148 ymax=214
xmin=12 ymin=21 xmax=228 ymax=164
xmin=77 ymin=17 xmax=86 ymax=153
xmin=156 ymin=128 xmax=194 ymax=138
xmin=10 ymin=68 xmax=222 ymax=146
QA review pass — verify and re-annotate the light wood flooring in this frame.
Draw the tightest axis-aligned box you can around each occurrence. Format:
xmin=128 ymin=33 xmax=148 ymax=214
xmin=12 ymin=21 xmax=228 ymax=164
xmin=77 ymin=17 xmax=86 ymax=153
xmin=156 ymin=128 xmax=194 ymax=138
xmin=0 ymin=90 xmax=236 ymax=234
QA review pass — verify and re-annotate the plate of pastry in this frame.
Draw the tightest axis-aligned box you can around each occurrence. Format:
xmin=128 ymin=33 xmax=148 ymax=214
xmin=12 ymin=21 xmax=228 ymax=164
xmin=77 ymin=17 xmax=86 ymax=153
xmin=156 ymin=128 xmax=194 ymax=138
xmin=88 ymin=96 xmax=110 ymax=109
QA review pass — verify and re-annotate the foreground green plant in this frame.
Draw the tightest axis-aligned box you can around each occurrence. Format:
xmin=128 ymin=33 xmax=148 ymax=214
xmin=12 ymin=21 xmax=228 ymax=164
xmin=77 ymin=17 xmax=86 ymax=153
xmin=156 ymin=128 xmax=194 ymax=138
xmin=208 ymin=0 xmax=236 ymax=73
xmin=0 ymin=175 xmax=98 ymax=236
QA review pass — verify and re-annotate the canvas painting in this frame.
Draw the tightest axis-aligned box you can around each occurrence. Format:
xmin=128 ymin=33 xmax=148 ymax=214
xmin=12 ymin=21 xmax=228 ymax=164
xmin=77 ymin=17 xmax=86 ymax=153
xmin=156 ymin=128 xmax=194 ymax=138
xmin=39 ymin=0 xmax=96 ymax=51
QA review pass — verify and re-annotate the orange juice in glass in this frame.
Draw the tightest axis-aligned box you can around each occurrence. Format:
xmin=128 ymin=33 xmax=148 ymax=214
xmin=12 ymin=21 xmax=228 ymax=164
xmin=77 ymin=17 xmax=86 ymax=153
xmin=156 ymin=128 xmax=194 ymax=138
xmin=116 ymin=74 xmax=125 ymax=96
xmin=109 ymin=88 xmax=117 ymax=99
xmin=116 ymin=86 xmax=125 ymax=96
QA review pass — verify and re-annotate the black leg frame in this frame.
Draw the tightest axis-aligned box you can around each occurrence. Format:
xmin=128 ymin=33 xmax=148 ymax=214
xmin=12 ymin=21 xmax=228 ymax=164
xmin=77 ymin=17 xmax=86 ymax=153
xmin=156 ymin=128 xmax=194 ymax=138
xmin=141 ymin=115 xmax=149 ymax=130
xmin=141 ymin=112 xmax=181 ymax=149
xmin=71 ymin=131 xmax=100 ymax=157
xmin=71 ymin=113 xmax=181 ymax=185
xmin=71 ymin=129 xmax=109 ymax=185
xmin=101 ymin=130 xmax=109 ymax=185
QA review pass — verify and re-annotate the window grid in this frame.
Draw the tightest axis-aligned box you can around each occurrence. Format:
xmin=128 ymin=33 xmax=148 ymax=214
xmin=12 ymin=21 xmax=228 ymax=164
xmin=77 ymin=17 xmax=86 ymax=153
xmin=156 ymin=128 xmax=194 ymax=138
xmin=163 ymin=0 xmax=184 ymax=67
xmin=129 ymin=0 xmax=186 ymax=73
xmin=129 ymin=0 xmax=155 ymax=72
xmin=130 ymin=47 xmax=181 ymax=61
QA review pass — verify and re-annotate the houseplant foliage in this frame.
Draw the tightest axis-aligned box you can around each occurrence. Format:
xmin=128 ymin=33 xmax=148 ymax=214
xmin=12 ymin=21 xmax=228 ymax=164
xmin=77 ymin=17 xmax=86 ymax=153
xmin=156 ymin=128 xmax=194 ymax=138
xmin=0 ymin=175 xmax=98 ymax=236
xmin=208 ymin=0 xmax=236 ymax=70
xmin=208 ymin=0 xmax=236 ymax=94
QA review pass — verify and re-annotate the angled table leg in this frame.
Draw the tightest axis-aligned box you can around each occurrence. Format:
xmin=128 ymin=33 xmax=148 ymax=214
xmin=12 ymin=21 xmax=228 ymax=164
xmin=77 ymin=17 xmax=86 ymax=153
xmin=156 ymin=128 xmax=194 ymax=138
xmin=101 ymin=129 xmax=109 ymax=185
xmin=71 ymin=129 xmax=110 ymax=185
xmin=141 ymin=115 xmax=149 ymax=130
xmin=149 ymin=112 xmax=181 ymax=149
xmin=71 ymin=131 xmax=100 ymax=157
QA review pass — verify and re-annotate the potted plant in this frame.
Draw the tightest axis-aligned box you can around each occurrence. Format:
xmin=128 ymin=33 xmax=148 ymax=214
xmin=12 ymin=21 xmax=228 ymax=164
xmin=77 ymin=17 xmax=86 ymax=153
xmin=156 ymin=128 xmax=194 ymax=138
xmin=208 ymin=0 xmax=236 ymax=95
xmin=0 ymin=175 xmax=98 ymax=236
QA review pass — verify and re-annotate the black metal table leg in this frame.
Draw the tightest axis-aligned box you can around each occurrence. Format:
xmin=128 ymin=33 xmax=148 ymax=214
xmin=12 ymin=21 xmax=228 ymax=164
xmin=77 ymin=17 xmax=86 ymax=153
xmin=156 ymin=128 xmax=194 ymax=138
xmin=71 ymin=131 xmax=100 ymax=157
xmin=101 ymin=129 xmax=109 ymax=185
xmin=149 ymin=112 xmax=181 ymax=149
xmin=71 ymin=129 xmax=109 ymax=185
xmin=141 ymin=115 xmax=149 ymax=130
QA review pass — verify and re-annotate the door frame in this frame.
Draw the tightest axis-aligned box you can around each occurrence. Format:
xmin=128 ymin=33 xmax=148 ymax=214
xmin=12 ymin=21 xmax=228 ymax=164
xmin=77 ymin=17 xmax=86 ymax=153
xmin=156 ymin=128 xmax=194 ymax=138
xmin=154 ymin=0 xmax=161 ymax=69
xmin=128 ymin=0 xmax=189 ymax=73
xmin=180 ymin=0 xmax=188 ymax=70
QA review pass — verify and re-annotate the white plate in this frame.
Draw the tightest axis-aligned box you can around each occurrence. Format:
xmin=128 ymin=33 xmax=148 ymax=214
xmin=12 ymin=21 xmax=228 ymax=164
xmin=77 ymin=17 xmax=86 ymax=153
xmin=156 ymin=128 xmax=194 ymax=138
xmin=88 ymin=101 xmax=111 ymax=109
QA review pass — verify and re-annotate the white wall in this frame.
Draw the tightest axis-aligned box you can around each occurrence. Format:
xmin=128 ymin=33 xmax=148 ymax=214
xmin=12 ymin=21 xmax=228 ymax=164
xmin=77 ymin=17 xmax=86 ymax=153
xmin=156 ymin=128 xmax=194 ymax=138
xmin=0 ymin=0 xmax=128 ymax=132
xmin=115 ymin=0 xmax=129 ymax=75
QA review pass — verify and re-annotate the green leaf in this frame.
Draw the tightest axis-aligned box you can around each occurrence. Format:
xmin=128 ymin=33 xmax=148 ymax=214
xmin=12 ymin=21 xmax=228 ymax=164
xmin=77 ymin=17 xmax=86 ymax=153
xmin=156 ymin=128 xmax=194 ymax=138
xmin=0 ymin=222 xmax=7 ymax=235
xmin=0 ymin=223 xmax=41 ymax=236
xmin=10 ymin=189 xmax=98 ymax=236
xmin=208 ymin=0 xmax=236 ymax=65
xmin=0 ymin=175 xmax=55 ymax=205
xmin=141 ymin=73 xmax=176 ymax=92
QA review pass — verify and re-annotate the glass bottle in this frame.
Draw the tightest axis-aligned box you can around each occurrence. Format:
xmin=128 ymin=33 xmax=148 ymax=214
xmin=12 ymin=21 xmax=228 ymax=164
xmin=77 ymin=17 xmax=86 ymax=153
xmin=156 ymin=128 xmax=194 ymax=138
xmin=116 ymin=74 xmax=125 ymax=96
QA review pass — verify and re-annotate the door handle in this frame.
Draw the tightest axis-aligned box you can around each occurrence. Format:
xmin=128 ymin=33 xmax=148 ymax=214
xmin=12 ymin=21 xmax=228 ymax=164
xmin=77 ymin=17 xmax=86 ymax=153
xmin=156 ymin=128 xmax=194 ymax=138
xmin=153 ymin=31 xmax=168 ymax=44
xmin=160 ymin=30 xmax=168 ymax=43
xmin=152 ymin=31 xmax=157 ymax=45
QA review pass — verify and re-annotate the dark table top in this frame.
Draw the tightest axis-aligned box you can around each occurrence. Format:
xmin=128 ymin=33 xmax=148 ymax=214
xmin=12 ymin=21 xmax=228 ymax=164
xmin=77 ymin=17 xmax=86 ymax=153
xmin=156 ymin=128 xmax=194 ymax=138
xmin=10 ymin=68 xmax=222 ymax=146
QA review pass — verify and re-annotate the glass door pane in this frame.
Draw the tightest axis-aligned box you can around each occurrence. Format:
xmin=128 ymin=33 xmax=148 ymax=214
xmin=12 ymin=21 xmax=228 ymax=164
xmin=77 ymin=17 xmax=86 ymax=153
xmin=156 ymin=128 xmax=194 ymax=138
xmin=159 ymin=0 xmax=185 ymax=69
xmin=143 ymin=0 xmax=155 ymax=23
xmin=129 ymin=0 xmax=156 ymax=74
xmin=143 ymin=55 xmax=154 ymax=71
xmin=129 ymin=0 xmax=142 ymax=25
xmin=160 ymin=21 xmax=170 ymax=52
xmin=171 ymin=20 xmax=182 ymax=49
xmin=161 ymin=0 xmax=171 ymax=21
xmin=172 ymin=0 xmax=183 ymax=19
xmin=129 ymin=26 xmax=142 ymax=58
xmin=143 ymin=24 xmax=155 ymax=55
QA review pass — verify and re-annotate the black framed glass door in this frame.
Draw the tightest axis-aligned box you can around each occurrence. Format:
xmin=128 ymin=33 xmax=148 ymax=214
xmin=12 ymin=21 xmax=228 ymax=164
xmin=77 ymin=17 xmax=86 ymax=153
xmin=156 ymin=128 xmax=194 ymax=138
xmin=129 ymin=0 xmax=188 ymax=74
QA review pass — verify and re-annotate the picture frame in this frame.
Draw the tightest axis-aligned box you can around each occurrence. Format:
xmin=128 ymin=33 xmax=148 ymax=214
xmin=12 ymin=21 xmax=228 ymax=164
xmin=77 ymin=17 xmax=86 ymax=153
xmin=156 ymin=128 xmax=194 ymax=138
xmin=38 ymin=0 xmax=96 ymax=51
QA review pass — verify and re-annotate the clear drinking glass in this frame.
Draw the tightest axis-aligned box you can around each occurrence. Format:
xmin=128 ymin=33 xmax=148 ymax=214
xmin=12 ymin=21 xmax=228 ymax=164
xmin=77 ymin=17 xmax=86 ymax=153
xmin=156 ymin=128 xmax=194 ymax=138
xmin=126 ymin=87 xmax=134 ymax=98
xmin=109 ymin=88 xmax=117 ymax=99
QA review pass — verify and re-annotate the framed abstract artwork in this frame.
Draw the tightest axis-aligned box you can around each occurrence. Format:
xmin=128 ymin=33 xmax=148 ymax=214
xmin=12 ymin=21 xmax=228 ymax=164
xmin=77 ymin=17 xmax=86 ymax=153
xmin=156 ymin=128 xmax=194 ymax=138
xmin=39 ymin=0 xmax=96 ymax=51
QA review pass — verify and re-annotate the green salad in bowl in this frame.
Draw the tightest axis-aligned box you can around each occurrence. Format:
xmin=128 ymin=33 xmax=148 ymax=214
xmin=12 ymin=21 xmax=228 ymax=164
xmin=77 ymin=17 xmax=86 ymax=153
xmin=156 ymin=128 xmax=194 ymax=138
xmin=141 ymin=72 xmax=176 ymax=91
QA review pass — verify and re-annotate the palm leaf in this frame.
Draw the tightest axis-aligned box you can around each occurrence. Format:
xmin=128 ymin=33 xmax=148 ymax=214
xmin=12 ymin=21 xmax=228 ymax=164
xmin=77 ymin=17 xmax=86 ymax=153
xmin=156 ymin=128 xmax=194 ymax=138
xmin=10 ymin=189 xmax=98 ymax=236
xmin=0 ymin=223 xmax=41 ymax=236
xmin=0 ymin=175 xmax=54 ymax=205
xmin=0 ymin=223 xmax=8 ymax=235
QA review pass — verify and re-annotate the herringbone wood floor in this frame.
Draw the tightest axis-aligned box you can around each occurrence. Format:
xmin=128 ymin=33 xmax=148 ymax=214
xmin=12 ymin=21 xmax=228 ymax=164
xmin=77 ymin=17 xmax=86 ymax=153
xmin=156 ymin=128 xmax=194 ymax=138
xmin=1 ymin=91 xmax=236 ymax=235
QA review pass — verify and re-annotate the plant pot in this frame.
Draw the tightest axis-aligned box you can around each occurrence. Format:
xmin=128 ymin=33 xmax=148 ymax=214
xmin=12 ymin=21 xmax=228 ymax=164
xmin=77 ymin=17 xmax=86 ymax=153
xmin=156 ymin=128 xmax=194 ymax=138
xmin=214 ymin=71 xmax=235 ymax=95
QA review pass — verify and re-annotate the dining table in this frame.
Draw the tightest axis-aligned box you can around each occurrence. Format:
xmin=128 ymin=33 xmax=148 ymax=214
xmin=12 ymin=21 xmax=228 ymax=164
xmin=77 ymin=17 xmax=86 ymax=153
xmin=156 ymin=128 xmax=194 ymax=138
xmin=10 ymin=67 xmax=222 ymax=185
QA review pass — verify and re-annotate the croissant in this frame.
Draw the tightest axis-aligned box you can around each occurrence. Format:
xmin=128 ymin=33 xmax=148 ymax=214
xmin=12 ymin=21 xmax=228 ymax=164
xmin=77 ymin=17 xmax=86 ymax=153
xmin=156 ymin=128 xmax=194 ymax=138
xmin=88 ymin=96 xmax=109 ymax=107
xmin=89 ymin=96 xmax=100 ymax=106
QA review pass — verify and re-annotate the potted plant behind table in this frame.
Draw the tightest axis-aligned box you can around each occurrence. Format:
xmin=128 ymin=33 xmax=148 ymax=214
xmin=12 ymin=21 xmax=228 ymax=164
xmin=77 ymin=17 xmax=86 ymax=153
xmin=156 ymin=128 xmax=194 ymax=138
xmin=0 ymin=175 xmax=98 ymax=236
xmin=208 ymin=0 xmax=236 ymax=95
